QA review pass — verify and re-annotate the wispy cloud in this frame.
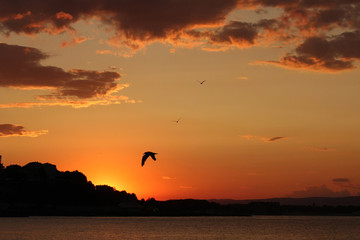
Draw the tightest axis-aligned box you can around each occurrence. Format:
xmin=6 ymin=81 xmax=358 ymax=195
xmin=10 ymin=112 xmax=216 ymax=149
xmin=266 ymin=136 xmax=285 ymax=142
xmin=61 ymin=35 xmax=87 ymax=47
xmin=308 ymin=147 xmax=336 ymax=152
xmin=286 ymin=185 xmax=351 ymax=198
xmin=0 ymin=124 xmax=48 ymax=137
xmin=108 ymin=66 xmax=118 ymax=70
xmin=332 ymin=178 xmax=350 ymax=183
xmin=0 ymin=95 xmax=137 ymax=109
xmin=242 ymin=135 xmax=286 ymax=142
xmin=96 ymin=49 xmax=116 ymax=55
xmin=332 ymin=178 xmax=360 ymax=192
xmin=162 ymin=176 xmax=176 ymax=180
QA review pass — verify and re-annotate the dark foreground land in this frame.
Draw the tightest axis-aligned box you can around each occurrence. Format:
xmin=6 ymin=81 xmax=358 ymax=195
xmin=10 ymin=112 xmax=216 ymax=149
xmin=1 ymin=162 xmax=360 ymax=217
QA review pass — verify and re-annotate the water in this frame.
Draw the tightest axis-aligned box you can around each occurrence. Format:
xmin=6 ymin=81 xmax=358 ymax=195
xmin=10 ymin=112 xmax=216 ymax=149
xmin=1 ymin=216 xmax=360 ymax=240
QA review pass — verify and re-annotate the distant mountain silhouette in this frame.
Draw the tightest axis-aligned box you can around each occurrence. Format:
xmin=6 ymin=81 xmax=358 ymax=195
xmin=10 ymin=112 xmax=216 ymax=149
xmin=209 ymin=196 xmax=360 ymax=206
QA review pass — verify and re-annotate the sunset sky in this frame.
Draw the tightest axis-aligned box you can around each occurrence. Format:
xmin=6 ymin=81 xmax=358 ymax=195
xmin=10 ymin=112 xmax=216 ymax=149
xmin=1 ymin=0 xmax=360 ymax=200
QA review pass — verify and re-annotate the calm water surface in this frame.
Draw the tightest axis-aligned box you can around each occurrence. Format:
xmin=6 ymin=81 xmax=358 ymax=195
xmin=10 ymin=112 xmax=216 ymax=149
xmin=1 ymin=216 xmax=360 ymax=240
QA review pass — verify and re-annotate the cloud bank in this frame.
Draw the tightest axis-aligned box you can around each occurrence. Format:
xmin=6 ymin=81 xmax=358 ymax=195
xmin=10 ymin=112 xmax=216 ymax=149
xmin=287 ymin=185 xmax=351 ymax=198
xmin=0 ymin=124 xmax=47 ymax=137
xmin=0 ymin=43 xmax=133 ymax=108
xmin=1 ymin=0 xmax=359 ymax=71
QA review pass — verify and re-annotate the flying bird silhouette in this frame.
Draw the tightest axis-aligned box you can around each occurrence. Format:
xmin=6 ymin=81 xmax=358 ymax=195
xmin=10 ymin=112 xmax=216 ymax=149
xmin=142 ymin=151 xmax=157 ymax=166
xmin=198 ymin=80 xmax=206 ymax=85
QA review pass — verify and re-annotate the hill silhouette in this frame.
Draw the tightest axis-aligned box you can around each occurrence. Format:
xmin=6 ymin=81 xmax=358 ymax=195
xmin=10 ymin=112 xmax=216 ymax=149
xmin=1 ymin=161 xmax=360 ymax=216
xmin=0 ymin=161 xmax=139 ymax=216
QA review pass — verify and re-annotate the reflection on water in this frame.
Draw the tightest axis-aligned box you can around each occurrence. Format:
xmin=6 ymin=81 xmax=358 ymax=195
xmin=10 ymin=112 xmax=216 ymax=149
xmin=1 ymin=216 xmax=360 ymax=240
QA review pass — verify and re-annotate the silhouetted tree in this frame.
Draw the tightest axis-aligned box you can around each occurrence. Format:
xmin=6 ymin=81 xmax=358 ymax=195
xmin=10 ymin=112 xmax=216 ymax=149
xmin=5 ymin=165 xmax=24 ymax=179
xmin=0 ymin=155 xmax=4 ymax=170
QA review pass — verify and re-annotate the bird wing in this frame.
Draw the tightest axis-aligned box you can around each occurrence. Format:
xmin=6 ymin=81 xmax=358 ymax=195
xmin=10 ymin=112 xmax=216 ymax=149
xmin=142 ymin=154 xmax=149 ymax=166
xmin=150 ymin=154 xmax=157 ymax=161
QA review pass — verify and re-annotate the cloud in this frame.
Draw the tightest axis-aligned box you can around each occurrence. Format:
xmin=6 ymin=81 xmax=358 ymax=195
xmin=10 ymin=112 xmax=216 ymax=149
xmin=332 ymin=178 xmax=360 ymax=192
xmin=61 ymin=36 xmax=87 ymax=47
xmin=332 ymin=178 xmax=350 ymax=183
xmin=0 ymin=95 xmax=137 ymax=109
xmin=1 ymin=0 xmax=360 ymax=72
xmin=210 ymin=21 xmax=258 ymax=47
xmin=0 ymin=124 xmax=48 ymax=137
xmin=162 ymin=176 xmax=176 ymax=180
xmin=0 ymin=43 xmax=133 ymax=108
xmin=108 ymin=66 xmax=118 ymax=70
xmin=308 ymin=147 xmax=336 ymax=152
xmin=287 ymin=185 xmax=351 ymax=198
xmin=242 ymin=135 xmax=286 ymax=142
xmin=0 ymin=0 xmax=238 ymax=39
xmin=184 ymin=21 xmax=259 ymax=52
xmin=262 ymin=32 xmax=360 ymax=72
xmin=179 ymin=186 xmax=193 ymax=189
xmin=244 ymin=2 xmax=360 ymax=72
xmin=266 ymin=136 xmax=285 ymax=142
xmin=96 ymin=49 xmax=115 ymax=55
xmin=241 ymin=134 xmax=268 ymax=141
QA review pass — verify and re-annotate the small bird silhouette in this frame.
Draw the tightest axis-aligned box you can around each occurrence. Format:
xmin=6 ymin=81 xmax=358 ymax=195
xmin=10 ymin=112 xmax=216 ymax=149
xmin=198 ymin=80 xmax=206 ymax=85
xmin=142 ymin=151 xmax=157 ymax=166
xmin=173 ymin=118 xmax=181 ymax=123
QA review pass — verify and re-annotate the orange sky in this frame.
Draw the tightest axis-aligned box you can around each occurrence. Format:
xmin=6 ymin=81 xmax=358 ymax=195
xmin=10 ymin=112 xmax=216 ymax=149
xmin=1 ymin=0 xmax=360 ymax=200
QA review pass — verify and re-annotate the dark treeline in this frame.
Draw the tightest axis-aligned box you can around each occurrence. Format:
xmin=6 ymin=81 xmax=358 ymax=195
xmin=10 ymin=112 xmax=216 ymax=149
xmin=0 ymin=162 xmax=139 ymax=216
xmin=1 ymin=161 xmax=360 ymax=217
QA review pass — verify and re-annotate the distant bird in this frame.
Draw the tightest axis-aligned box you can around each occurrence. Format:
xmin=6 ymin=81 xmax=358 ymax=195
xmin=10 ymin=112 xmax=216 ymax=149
xmin=142 ymin=151 xmax=157 ymax=167
xmin=198 ymin=80 xmax=206 ymax=85
xmin=173 ymin=118 xmax=181 ymax=123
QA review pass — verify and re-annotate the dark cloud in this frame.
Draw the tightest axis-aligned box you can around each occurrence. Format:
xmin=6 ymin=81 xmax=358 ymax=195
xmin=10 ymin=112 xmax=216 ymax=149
xmin=103 ymin=0 xmax=238 ymax=41
xmin=276 ymin=4 xmax=360 ymax=36
xmin=210 ymin=21 xmax=258 ymax=46
xmin=1 ymin=0 xmax=360 ymax=72
xmin=186 ymin=21 xmax=259 ymax=49
xmin=267 ymin=136 xmax=285 ymax=142
xmin=0 ymin=124 xmax=47 ymax=137
xmin=0 ymin=43 xmax=131 ymax=107
xmin=245 ymin=1 xmax=360 ymax=71
xmin=242 ymin=135 xmax=287 ymax=142
xmin=287 ymin=185 xmax=351 ymax=198
xmin=332 ymin=178 xmax=360 ymax=192
xmin=261 ymin=31 xmax=360 ymax=72
xmin=0 ymin=2 xmax=83 ymax=35
xmin=0 ymin=0 xmax=238 ymax=38
xmin=308 ymin=147 xmax=336 ymax=152
xmin=237 ymin=0 xmax=359 ymax=9
xmin=333 ymin=178 xmax=350 ymax=183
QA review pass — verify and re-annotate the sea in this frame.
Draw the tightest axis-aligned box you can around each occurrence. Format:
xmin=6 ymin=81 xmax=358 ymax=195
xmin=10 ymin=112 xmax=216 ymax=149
xmin=0 ymin=216 xmax=360 ymax=240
